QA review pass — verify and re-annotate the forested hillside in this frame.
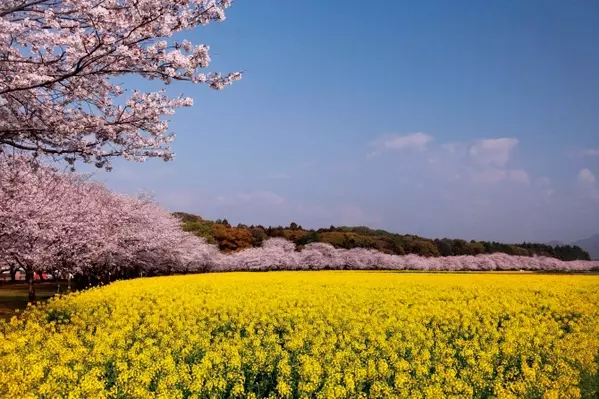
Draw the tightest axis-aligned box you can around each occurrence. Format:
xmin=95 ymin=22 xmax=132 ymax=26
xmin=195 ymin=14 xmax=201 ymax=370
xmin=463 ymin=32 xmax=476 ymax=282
xmin=573 ymin=234 xmax=599 ymax=260
xmin=174 ymin=213 xmax=591 ymax=261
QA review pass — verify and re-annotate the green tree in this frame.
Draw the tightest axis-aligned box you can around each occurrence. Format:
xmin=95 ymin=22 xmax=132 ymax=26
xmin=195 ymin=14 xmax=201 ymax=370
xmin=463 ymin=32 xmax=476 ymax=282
xmin=407 ymin=240 xmax=440 ymax=257
xmin=435 ymin=239 xmax=454 ymax=257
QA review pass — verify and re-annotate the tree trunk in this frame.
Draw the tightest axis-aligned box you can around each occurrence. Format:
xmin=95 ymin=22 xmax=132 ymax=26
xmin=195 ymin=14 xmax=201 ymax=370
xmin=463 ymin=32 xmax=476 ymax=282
xmin=53 ymin=270 xmax=60 ymax=293
xmin=9 ymin=267 xmax=16 ymax=282
xmin=26 ymin=269 xmax=36 ymax=303
xmin=67 ymin=274 xmax=72 ymax=292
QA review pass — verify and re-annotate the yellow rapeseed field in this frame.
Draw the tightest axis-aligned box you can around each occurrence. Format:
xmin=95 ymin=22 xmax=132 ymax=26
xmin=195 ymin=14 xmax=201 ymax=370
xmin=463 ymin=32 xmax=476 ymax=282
xmin=1 ymin=272 xmax=599 ymax=399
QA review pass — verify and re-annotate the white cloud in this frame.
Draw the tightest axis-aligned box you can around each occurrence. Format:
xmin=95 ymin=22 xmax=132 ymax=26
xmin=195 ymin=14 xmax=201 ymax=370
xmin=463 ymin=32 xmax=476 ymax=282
xmin=582 ymin=148 xmax=599 ymax=157
xmin=534 ymin=177 xmax=555 ymax=197
xmin=368 ymin=132 xmax=433 ymax=157
xmin=508 ymin=169 xmax=530 ymax=184
xmin=535 ymin=177 xmax=551 ymax=187
xmin=577 ymin=169 xmax=599 ymax=200
xmin=441 ymin=142 xmax=463 ymax=154
xmin=469 ymin=138 xmax=519 ymax=167
xmin=465 ymin=166 xmax=529 ymax=186
xmin=578 ymin=169 xmax=597 ymax=185
xmin=429 ymin=138 xmax=531 ymax=187
xmin=470 ymin=168 xmax=507 ymax=184
xmin=435 ymin=138 xmax=529 ymax=186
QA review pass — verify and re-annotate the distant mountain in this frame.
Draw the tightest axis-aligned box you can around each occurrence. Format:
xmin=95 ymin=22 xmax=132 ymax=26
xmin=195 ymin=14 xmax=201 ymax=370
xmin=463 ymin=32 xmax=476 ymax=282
xmin=573 ymin=234 xmax=599 ymax=260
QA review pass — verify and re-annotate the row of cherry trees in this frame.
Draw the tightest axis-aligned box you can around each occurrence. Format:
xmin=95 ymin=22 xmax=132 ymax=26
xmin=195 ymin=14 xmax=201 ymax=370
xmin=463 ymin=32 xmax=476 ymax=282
xmin=219 ymin=238 xmax=599 ymax=272
xmin=2 ymin=155 xmax=598 ymax=302
xmin=1 ymin=0 xmax=243 ymax=300
xmin=0 ymin=155 xmax=217 ymax=301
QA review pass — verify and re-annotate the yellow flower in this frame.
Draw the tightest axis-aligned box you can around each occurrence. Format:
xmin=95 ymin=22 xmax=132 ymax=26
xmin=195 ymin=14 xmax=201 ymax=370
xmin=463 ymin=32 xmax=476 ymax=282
xmin=0 ymin=272 xmax=598 ymax=398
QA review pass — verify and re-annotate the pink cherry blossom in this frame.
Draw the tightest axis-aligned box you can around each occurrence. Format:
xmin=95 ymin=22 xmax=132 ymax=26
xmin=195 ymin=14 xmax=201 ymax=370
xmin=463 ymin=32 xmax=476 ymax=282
xmin=2 ymin=154 xmax=598 ymax=304
xmin=0 ymin=0 xmax=241 ymax=169
xmin=217 ymin=239 xmax=599 ymax=273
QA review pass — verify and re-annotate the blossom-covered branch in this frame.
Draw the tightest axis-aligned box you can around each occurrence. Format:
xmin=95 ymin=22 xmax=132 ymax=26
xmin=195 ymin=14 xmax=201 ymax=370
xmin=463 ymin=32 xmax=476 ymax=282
xmin=0 ymin=0 xmax=241 ymax=169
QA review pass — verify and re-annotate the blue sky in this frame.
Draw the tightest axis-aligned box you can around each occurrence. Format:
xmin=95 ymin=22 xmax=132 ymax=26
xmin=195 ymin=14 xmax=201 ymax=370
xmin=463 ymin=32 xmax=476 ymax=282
xmin=93 ymin=0 xmax=599 ymax=243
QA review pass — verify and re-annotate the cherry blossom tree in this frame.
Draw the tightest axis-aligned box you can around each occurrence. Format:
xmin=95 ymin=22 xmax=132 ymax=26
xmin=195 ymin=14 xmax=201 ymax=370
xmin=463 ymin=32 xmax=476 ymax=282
xmin=221 ymin=237 xmax=300 ymax=271
xmin=0 ymin=0 xmax=241 ymax=169
xmin=215 ymin=238 xmax=599 ymax=273
xmin=3 ymin=154 xmax=598 ymax=304
xmin=0 ymin=154 xmax=79 ymax=300
xmin=0 ymin=154 xmax=221 ymax=300
xmin=300 ymin=242 xmax=343 ymax=270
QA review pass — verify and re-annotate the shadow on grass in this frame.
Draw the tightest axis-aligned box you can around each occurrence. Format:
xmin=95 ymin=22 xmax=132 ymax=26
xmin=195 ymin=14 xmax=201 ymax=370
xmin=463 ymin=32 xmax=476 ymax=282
xmin=0 ymin=281 xmax=69 ymax=320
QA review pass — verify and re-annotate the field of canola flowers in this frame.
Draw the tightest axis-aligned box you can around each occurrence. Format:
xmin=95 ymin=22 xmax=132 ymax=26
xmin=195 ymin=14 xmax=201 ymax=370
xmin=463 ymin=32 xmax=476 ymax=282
xmin=1 ymin=272 xmax=599 ymax=399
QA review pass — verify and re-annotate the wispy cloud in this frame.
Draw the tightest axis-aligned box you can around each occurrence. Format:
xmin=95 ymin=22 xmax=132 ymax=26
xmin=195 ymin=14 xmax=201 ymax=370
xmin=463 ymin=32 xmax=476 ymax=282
xmin=582 ymin=148 xmax=599 ymax=157
xmin=441 ymin=142 xmax=464 ymax=154
xmin=465 ymin=167 xmax=530 ymax=185
xmin=507 ymin=169 xmax=530 ymax=184
xmin=470 ymin=168 xmax=507 ymax=184
xmin=469 ymin=138 xmax=519 ymax=167
xmin=578 ymin=169 xmax=597 ymax=185
xmin=533 ymin=177 xmax=555 ymax=198
xmin=577 ymin=169 xmax=599 ymax=200
xmin=368 ymin=132 xmax=433 ymax=157
xmin=432 ymin=138 xmax=530 ymax=187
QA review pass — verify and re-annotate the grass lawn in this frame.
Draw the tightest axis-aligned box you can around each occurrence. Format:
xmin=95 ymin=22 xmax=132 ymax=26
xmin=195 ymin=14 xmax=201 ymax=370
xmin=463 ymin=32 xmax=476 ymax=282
xmin=0 ymin=281 xmax=66 ymax=320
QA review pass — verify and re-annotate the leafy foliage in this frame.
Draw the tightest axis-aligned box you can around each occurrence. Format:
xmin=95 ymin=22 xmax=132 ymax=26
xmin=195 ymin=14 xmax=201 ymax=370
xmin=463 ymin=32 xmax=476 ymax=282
xmin=175 ymin=213 xmax=592 ymax=261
